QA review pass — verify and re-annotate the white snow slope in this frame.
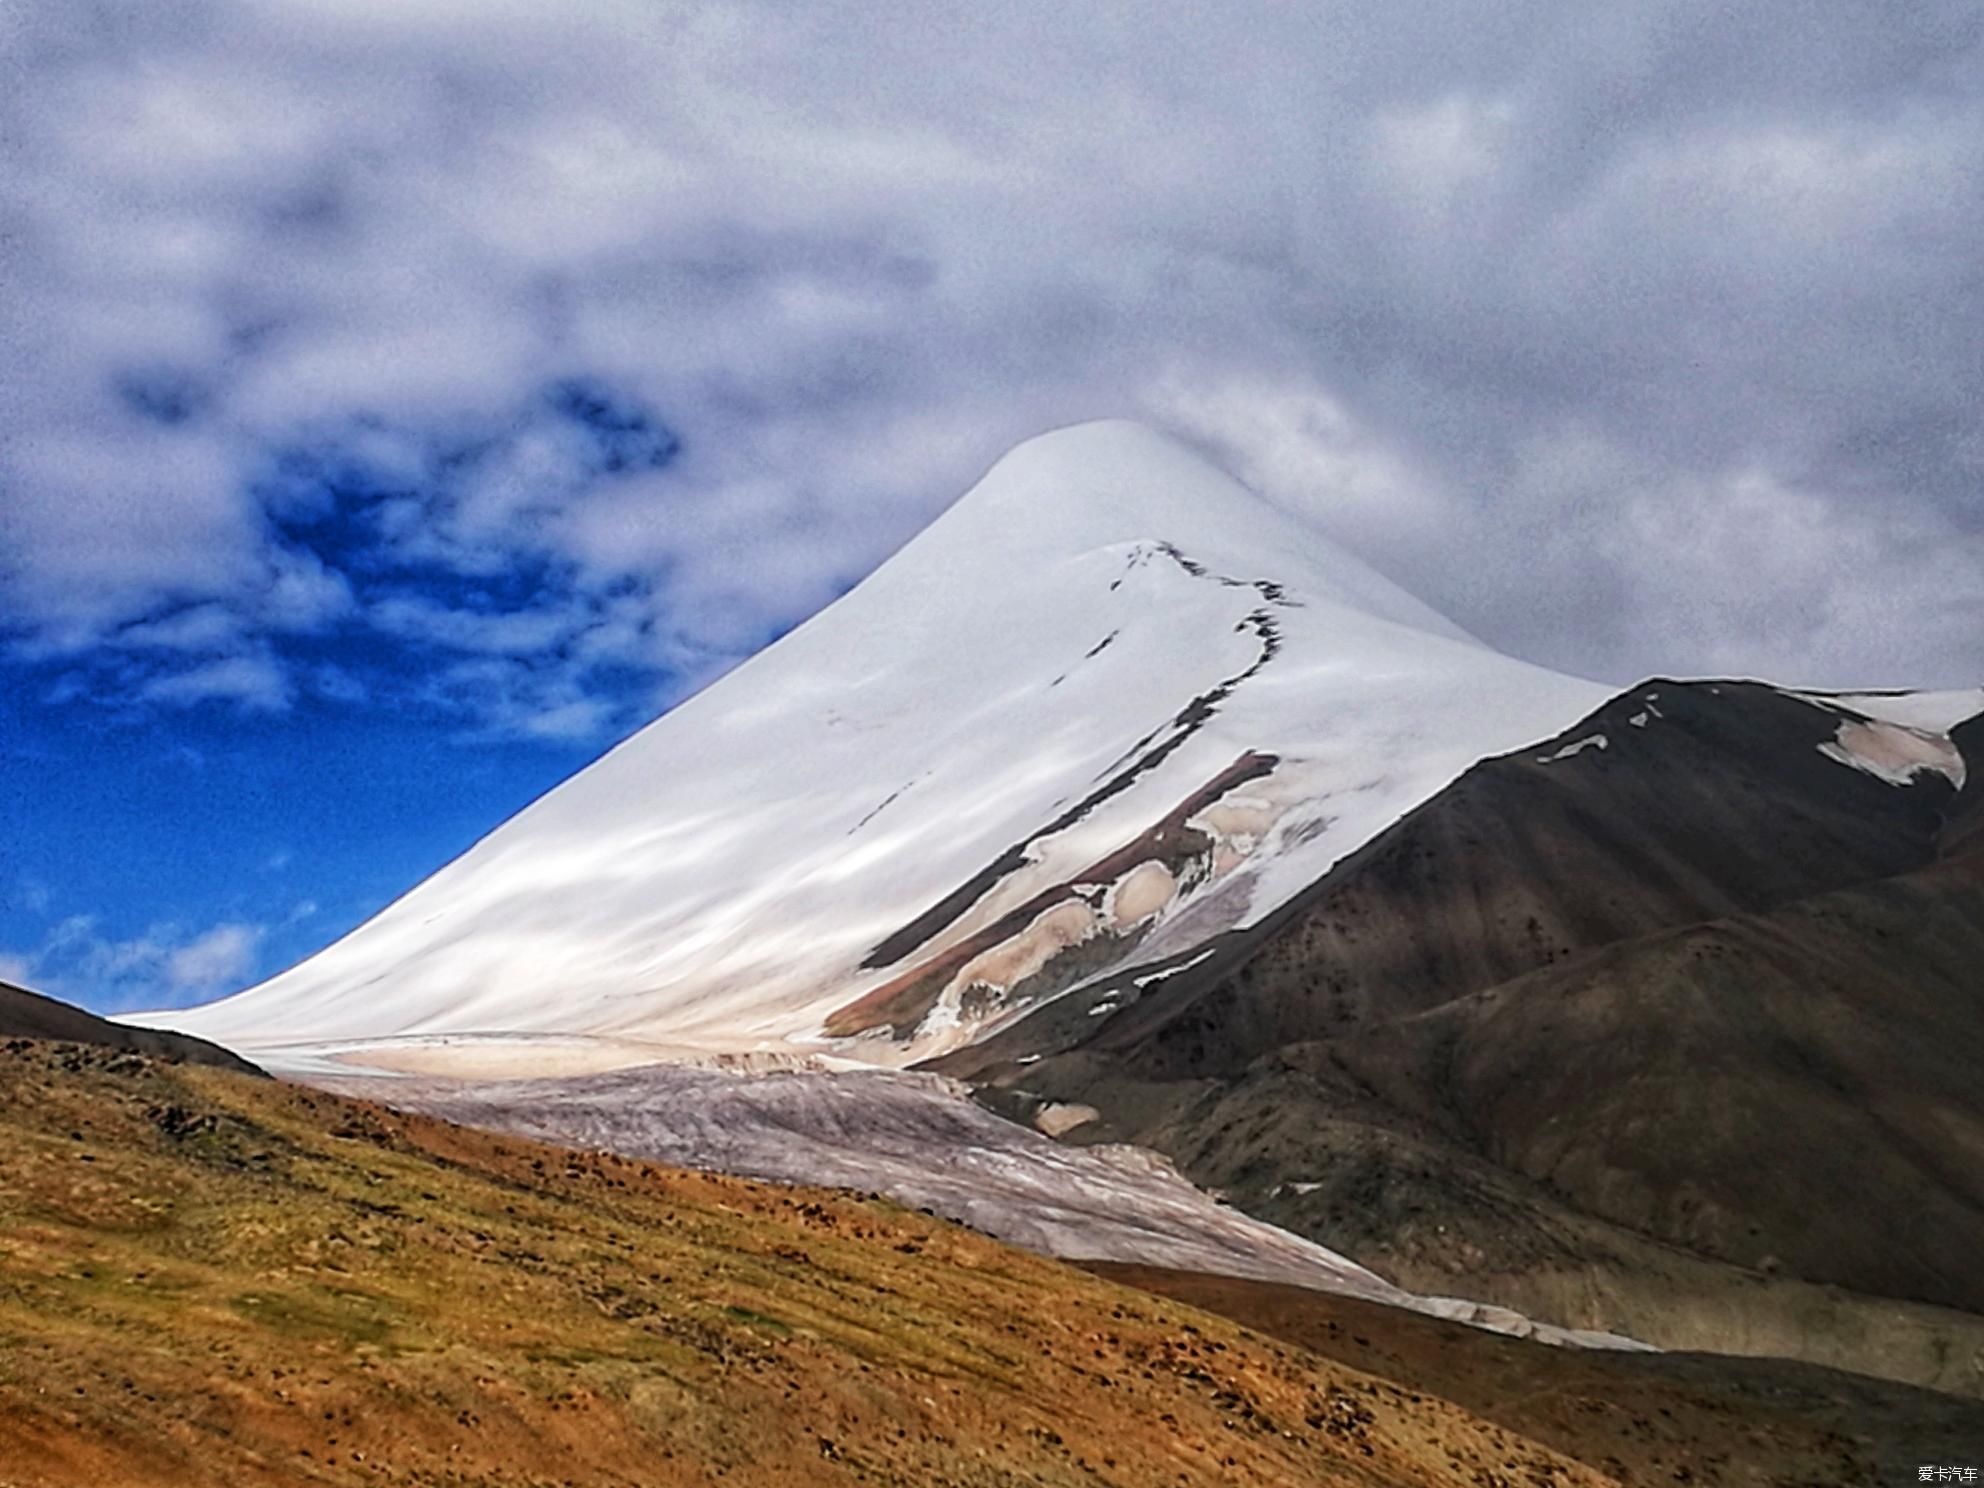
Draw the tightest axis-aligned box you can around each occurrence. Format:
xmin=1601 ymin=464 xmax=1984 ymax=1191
xmin=140 ymin=420 xmax=1612 ymax=1066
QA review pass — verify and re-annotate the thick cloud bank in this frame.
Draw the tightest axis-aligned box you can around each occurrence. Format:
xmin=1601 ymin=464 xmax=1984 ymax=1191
xmin=4 ymin=0 xmax=1981 ymax=736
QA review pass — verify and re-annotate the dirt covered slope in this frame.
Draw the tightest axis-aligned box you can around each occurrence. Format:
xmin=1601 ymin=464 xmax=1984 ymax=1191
xmin=0 ymin=1038 xmax=1610 ymax=1488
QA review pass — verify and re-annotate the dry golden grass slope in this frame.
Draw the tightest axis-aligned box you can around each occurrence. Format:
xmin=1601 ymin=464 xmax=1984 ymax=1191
xmin=0 ymin=1039 xmax=1607 ymax=1488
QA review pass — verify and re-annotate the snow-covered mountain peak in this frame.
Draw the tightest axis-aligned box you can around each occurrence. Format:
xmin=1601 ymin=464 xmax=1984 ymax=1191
xmin=134 ymin=419 xmax=1609 ymax=1072
xmin=881 ymin=419 xmax=1478 ymax=645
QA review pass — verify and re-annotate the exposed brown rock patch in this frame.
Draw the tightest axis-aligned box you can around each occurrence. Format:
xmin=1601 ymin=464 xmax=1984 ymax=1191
xmin=827 ymin=749 xmax=1277 ymax=1038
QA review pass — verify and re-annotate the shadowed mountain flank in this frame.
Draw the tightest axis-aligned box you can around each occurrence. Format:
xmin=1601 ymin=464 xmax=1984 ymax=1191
xmin=1077 ymin=681 xmax=1959 ymax=1079
xmin=954 ymin=681 xmax=1984 ymax=1395
xmin=1139 ymin=857 xmax=1984 ymax=1314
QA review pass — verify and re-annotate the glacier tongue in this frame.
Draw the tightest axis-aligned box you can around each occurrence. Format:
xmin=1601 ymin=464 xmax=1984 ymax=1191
xmin=132 ymin=419 xmax=1610 ymax=1065
xmin=305 ymin=1059 xmax=1650 ymax=1352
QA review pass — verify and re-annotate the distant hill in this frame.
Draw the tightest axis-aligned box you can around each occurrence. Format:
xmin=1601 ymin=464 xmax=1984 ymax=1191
xmin=1 ymin=979 xmax=262 ymax=1075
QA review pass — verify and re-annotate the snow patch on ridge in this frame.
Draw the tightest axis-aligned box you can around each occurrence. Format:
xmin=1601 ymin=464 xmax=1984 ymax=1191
xmin=1826 ymin=688 xmax=1984 ymax=734
xmin=1538 ymin=733 xmax=1608 ymax=763
xmin=1818 ymin=720 xmax=1966 ymax=789
xmin=1134 ymin=948 xmax=1217 ymax=989
xmin=1791 ymin=686 xmax=1974 ymax=789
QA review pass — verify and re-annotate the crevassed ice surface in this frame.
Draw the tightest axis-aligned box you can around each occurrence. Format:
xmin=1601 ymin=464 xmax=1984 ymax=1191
xmin=139 ymin=421 xmax=1612 ymax=1060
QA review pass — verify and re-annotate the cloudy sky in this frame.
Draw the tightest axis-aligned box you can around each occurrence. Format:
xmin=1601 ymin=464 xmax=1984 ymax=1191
xmin=4 ymin=1 xmax=1981 ymax=1010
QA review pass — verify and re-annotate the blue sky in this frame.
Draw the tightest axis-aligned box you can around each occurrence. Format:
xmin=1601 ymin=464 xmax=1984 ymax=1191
xmin=0 ymin=381 xmax=773 ymax=1010
xmin=3 ymin=1 xmax=1980 ymax=1012
xmin=0 ymin=676 xmax=593 ymax=1010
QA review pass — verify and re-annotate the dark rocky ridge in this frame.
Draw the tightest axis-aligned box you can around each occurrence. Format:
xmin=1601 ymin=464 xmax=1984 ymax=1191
xmin=1082 ymin=681 xmax=1957 ymax=1079
xmin=1942 ymin=711 xmax=1984 ymax=857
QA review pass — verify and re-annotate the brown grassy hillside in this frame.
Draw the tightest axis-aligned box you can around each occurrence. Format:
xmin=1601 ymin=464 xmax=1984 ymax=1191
xmin=0 ymin=1039 xmax=1606 ymax=1488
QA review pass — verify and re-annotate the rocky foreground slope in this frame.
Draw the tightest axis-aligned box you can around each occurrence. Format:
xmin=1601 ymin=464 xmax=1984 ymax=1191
xmin=7 ymin=1038 xmax=1979 ymax=1488
xmin=0 ymin=1039 xmax=1611 ymax=1488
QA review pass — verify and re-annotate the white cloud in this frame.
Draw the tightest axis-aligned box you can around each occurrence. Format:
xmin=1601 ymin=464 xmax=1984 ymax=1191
xmin=166 ymin=923 xmax=265 ymax=994
xmin=12 ymin=914 xmax=269 ymax=1010
xmin=260 ymin=547 xmax=357 ymax=632
xmin=115 ymin=604 xmax=245 ymax=653
xmin=1 ymin=424 xmax=255 ymax=643
xmin=515 ymin=698 xmax=621 ymax=742
xmin=419 ymin=655 xmax=638 ymax=744
xmin=1143 ymin=372 xmax=1451 ymax=576
xmin=13 ymin=878 xmax=54 ymax=916
xmin=368 ymin=594 xmax=586 ymax=656
xmin=139 ymin=654 xmax=293 ymax=711
xmin=1 ymin=0 xmax=1979 ymax=715
xmin=0 ymin=953 xmax=35 ymax=988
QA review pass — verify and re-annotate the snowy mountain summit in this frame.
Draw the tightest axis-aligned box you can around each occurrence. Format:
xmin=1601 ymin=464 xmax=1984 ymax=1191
xmin=147 ymin=421 xmax=1610 ymax=1070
